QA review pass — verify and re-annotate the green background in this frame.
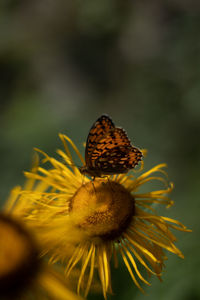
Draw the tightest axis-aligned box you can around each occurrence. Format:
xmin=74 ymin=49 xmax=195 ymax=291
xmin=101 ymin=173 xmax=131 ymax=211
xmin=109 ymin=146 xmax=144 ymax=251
xmin=0 ymin=1 xmax=199 ymax=299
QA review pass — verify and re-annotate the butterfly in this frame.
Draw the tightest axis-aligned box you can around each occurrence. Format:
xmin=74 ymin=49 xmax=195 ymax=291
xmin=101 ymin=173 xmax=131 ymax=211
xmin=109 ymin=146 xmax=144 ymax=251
xmin=79 ymin=114 xmax=143 ymax=178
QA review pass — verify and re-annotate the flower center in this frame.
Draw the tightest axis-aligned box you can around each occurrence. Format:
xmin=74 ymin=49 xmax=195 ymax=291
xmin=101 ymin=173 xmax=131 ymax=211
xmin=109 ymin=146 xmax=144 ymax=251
xmin=0 ymin=214 xmax=41 ymax=298
xmin=69 ymin=179 xmax=135 ymax=241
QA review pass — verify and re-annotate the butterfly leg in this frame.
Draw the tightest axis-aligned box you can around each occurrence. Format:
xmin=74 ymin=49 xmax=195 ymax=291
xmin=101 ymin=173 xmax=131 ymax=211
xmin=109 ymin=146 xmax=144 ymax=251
xmin=91 ymin=178 xmax=98 ymax=197
xmin=105 ymin=176 xmax=114 ymax=191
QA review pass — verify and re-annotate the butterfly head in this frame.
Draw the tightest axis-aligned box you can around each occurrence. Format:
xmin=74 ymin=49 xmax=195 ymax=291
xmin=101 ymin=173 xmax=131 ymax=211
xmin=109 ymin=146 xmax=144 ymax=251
xmin=79 ymin=166 xmax=87 ymax=175
xmin=79 ymin=165 xmax=103 ymax=178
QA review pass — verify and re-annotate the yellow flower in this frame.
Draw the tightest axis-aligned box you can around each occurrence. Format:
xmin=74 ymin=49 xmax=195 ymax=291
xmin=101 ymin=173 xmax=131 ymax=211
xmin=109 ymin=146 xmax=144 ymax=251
xmin=0 ymin=213 xmax=82 ymax=300
xmin=9 ymin=134 xmax=191 ymax=299
xmin=2 ymin=161 xmax=83 ymax=300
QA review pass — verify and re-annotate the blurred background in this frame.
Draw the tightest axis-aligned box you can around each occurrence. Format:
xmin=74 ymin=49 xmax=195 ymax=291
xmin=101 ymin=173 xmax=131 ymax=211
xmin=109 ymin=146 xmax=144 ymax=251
xmin=0 ymin=1 xmax=199 ymax=299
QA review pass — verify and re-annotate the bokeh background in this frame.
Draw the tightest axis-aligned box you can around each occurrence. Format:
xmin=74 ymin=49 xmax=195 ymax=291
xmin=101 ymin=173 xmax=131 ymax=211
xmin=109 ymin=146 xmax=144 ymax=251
xmin=0 ymin=1 xmax=199 ymax=299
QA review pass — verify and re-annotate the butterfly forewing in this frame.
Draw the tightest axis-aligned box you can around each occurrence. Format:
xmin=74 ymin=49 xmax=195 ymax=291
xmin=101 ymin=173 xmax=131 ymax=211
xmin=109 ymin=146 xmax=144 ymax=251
xmin=85 ymin=114 xmax=115 ymax=165
xmin=89 ymin=128 xmax=131 ymax=163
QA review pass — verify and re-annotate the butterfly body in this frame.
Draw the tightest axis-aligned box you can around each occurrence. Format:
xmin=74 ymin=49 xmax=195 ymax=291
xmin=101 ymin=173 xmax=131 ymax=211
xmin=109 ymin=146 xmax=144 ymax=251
xmin=79 ymin=114 xmax=143 ymax=178
xmin=79 ymin=166 xmax=105 ymax=177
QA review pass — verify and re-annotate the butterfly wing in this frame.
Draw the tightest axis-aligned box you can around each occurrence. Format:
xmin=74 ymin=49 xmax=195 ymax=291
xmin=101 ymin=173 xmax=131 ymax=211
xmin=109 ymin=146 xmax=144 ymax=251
xmin=88 ymin=127 xmax=142 ymax=173
xmin=85 ymin=114 xmax=115 ymax=165
xmin=92 ymin=145 xmax=142 ymax=174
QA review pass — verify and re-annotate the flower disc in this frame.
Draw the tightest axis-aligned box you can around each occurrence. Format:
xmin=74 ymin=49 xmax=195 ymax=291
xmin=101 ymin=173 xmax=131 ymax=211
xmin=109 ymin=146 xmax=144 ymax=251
xmin=70 ymin=179 xmax=135 ymax=240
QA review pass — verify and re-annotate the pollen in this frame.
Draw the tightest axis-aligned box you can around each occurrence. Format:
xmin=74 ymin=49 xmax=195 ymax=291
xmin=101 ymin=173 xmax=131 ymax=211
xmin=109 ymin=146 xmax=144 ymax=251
xmin=69 ymin=180 xmax=135 ymax=241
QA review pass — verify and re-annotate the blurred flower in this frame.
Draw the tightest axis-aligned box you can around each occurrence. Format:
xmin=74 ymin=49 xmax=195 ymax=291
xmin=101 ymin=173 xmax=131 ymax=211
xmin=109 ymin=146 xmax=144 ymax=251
xmin=0 ymin=213 xmax=82 ymax=300
xmin=2 ymin=159 xmax=83 ymax=300
xmin=9 ymin=134 xmax=191 ymax=299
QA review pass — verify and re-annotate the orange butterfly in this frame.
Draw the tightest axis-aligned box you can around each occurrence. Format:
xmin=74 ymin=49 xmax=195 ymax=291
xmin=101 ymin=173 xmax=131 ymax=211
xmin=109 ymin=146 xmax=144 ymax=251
xmin=79 ymin=114 xmax=143 ymax=178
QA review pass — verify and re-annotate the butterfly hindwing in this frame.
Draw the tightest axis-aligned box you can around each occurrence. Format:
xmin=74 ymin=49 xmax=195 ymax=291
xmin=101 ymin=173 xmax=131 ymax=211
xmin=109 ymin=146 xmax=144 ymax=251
xmin=91 ymin=145 xmax=142 ymax=174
